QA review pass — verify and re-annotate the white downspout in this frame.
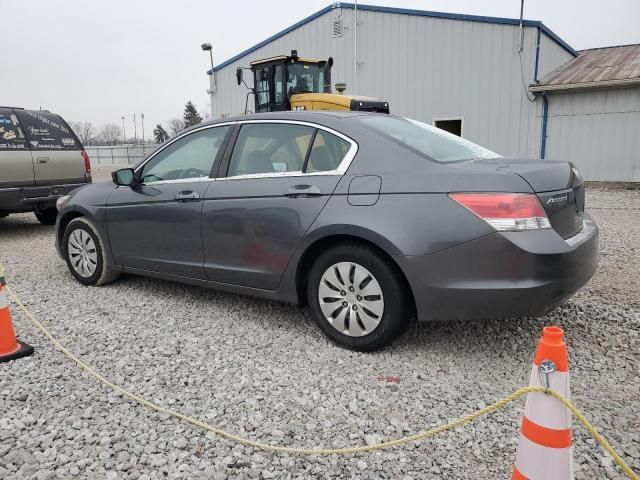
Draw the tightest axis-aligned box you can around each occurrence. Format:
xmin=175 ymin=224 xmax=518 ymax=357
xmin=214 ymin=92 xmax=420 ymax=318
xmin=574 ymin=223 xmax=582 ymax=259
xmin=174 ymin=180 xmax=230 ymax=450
xmin=207 ymin=72 xmax=216 ymax=118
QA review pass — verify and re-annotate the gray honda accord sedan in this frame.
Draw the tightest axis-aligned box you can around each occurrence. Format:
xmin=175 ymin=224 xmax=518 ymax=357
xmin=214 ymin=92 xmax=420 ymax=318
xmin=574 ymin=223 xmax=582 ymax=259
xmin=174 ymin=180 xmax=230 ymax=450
xmin=55 ymin=111 xmax=598 ymax=351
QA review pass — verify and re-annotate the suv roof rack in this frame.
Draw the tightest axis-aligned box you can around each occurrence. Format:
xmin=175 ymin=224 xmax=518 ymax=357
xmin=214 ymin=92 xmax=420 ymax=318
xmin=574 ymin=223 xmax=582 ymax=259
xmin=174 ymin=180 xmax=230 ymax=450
xmin=0 ymin=106 xmax=25 ymax=110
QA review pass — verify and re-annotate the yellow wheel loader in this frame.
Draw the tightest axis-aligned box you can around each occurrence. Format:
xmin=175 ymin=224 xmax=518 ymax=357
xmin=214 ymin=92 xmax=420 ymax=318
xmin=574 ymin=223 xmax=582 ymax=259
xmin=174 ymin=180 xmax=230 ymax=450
xmin=236 ymin=50 xmax=390 ymax=114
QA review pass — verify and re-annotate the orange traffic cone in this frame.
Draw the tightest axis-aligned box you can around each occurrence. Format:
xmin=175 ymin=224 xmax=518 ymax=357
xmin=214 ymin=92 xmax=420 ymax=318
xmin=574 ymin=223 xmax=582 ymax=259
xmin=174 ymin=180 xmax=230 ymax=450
xmin=513 ymin=326 xmax=573 ymax=479
xmin=0 ymin=282 xmax=34 ymax=363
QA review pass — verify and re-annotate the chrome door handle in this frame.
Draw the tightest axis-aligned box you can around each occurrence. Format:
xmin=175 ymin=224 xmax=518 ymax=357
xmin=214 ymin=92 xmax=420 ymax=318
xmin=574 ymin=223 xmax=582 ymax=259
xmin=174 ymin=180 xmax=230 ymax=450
xmin=175 ymin=190 xmax=200 ymax=202
xmin=285 ymin=185 xmax=322 ymax=198
xmin=37 ymin=157 xmax=50 ymax=164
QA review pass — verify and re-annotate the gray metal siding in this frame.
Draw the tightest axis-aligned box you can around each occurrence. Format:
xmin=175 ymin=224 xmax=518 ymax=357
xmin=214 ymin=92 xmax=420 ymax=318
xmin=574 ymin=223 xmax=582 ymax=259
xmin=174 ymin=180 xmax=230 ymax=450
xmin=543 ymin=88 xmax=640 ymax=181
xmin=537 ymin=31 xmax=575 ymax=81
xmin=211 ymin=7 xmax=571 ymax=159
xmin=212 ymin=9 xmax=343 ymax=118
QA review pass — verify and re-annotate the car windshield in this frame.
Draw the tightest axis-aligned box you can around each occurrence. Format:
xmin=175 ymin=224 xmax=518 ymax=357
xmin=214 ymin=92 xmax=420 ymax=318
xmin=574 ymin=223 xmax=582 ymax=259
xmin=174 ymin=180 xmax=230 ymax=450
xmin=359 ymin=115 xmax=500 ymax=163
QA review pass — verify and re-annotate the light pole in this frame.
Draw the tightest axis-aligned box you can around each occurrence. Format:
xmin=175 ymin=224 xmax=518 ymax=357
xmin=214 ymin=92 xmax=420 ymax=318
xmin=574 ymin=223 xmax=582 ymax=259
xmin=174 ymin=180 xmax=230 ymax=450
xmin=201 ymin=43 xmax=214 ymax=73
xmin=201 ymin=43 xmax=215 ymax=117
xmin=140 ymin=113 xmax=145 ymax=143
xmin=121 ymin=116 xmax=126 ymax=144
xmin=133 ymin=113 xmax=137 ymax=144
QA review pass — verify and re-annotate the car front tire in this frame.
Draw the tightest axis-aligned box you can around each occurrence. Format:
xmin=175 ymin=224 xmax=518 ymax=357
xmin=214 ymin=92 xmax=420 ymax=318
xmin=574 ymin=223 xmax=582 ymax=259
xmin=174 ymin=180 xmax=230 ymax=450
xmin=307 ymin=243 xmax=412 ymax=351
xmin=34 ymin=207 xmax=57 ymax=225
xmin=62 ymin=217 xmax=119 ymax=286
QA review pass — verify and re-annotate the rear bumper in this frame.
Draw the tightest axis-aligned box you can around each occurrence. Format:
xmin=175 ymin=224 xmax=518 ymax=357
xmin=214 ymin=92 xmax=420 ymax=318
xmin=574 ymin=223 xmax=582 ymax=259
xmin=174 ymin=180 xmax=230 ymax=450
xmin=395 ymin=215 xmax=599 ymax=321
xmin=0 ymin=182 xmax=88 ymax=213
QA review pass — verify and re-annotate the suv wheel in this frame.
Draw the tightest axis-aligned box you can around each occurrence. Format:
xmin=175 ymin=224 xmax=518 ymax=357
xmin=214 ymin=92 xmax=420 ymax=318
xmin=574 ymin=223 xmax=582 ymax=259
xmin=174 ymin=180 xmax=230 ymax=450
xmin=34 ymin=207 xmax=57 ymax=225
xmin=62 ymin=218 xmax=119 ymax=286
xmin=307 ymin=243 xmax=412 ymax=351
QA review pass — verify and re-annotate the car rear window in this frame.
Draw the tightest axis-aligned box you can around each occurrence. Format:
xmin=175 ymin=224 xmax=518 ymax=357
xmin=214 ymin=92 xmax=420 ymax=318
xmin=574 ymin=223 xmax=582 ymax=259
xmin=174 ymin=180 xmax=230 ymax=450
xmin=359 ymin=115 xmax=500 ymax=163
xmin=0 ymin=109 xmax=28 ymax=151
xmin=15 ymin=110 xmax=82 ymax=150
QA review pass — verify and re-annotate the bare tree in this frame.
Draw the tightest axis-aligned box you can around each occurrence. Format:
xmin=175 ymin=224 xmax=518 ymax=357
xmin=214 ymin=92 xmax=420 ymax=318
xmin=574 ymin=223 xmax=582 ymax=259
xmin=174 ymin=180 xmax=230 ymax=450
xmin=167 ymin=118 xmax=185 ymax=136
xmin=200 ymin=110 xmax=211 ymax=121
xmin=99 ymin=123 xmax=122 ymax=145
xmin=69 ymin=121 xmax=96 ymax=145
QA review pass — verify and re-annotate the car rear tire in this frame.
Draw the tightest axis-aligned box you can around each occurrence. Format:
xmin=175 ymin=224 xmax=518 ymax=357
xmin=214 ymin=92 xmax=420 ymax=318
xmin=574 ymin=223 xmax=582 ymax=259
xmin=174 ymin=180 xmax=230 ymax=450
xmin=34 ymin=207 xmax=57 ymax=225
xmin=307 ymin=243 xmax=412 ymax=351
xmin=62 ymin=217 xmax=119 ymax=286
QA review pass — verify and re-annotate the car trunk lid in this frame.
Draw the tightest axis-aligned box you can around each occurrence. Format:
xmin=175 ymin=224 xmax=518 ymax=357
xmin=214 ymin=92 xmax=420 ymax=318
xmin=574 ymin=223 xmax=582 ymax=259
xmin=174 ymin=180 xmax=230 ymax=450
xmin=468 ymin=158 xmax=585 ymax=239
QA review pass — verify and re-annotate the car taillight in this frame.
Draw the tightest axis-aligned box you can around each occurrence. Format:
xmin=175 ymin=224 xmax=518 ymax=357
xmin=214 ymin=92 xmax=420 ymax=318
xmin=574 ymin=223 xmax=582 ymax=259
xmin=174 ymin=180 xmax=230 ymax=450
xmin=81 ymin=150 xmax=91 ymax=175
xmin=449 ymin=193 xmax=551 ymax=231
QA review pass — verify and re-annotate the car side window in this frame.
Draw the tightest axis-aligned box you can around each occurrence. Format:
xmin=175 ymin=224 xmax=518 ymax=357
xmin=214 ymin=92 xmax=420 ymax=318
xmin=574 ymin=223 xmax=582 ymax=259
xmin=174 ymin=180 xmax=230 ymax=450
xmin=0 ymin=109 xmax=28 ymax=151
xmin=14 ymin=110 xmax=81 ymax=150
xmin=227 ymin=124 xmax=314 ymax=177
xmin=141 ymin=126 xmax=229 ymax=183
xmin=306 ymin=130 xmax=351 ymax=173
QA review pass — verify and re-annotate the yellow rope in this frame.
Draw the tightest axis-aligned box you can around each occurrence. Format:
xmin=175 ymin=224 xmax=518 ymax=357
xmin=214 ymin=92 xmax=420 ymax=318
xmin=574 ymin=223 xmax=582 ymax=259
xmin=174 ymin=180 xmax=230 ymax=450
xmin=1 ymin=267 xmax=637 ymax=478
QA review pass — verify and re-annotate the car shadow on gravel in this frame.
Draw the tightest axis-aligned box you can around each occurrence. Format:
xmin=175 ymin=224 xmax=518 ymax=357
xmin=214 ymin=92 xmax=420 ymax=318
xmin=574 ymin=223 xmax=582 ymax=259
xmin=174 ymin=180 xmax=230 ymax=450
xmin=398 ymin=315 xmax=546 ymax=349
xmin=0 ymin=215 xmax=54 ymax=235
xmin=108 ymin=272 xmax=556 ymax=356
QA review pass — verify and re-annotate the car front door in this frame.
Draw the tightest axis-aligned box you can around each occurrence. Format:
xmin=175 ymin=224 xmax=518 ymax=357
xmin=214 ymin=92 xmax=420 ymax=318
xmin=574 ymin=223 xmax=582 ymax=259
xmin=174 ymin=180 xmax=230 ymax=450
xmin=202 ymin=121 xmax=356 ymax=289
xmin=106 ymin=124 xmax=232 ymax=278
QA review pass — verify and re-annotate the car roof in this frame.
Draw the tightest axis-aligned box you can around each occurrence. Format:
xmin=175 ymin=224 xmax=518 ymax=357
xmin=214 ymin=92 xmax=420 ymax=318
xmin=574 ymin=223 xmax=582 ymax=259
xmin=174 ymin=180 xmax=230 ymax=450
xmin=216 ymin=110 xmax=370 ymax=122
xmin=185 ymin=111 xmax=390 ymax=134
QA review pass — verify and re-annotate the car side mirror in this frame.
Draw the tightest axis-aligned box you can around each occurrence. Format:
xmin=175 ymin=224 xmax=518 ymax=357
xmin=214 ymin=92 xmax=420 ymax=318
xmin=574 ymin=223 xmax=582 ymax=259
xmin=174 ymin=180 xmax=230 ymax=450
xmin=236 ymin=68 xmax=243 ymax=86
xmin=112 ymin=168 xmax=136 ymax=186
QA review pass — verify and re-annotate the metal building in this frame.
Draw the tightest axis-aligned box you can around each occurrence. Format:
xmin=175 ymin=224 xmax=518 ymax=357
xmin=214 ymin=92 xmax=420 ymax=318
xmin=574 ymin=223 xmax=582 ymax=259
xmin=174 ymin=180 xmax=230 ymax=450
xmin=208 ymin=3 xmax=639 ymax=181
xmin=531 ymin=45 xmax=640 ymax=182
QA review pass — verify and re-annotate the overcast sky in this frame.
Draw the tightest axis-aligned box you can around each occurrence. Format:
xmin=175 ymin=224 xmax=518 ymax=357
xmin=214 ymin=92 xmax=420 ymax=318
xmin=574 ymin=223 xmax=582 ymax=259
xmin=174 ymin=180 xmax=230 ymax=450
xmin=2 ymin=0 xmax=638 ymax=139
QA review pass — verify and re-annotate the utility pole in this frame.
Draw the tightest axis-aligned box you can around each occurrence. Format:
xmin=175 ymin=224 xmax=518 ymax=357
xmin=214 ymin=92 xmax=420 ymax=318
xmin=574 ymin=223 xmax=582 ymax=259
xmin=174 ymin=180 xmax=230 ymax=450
xmin=518 ymin=0 xmax=525 ymax=52
xmin=140 ymin=113 xmax=145 ymax=143
xmin=133 ymin=113 xmax=137 ymax=144
xmin=354 ymin=0 xmax=358 ymax=81
xmin=121 ymin=116 xmax=126 ymax=144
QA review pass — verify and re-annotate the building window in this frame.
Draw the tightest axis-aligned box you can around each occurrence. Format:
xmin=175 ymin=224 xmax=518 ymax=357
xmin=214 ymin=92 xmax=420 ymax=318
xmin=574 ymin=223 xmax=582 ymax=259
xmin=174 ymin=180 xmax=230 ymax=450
xmin=434 ymin=118 xmax=463 ymax=137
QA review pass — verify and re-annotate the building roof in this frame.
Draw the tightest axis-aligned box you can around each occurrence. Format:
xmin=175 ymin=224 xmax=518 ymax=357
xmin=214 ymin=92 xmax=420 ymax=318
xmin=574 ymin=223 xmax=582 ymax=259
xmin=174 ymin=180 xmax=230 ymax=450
xmin=531 ymin=44 xmax=640 ymax=92
xmin=209 ymin=2 xmax=576 ymax=74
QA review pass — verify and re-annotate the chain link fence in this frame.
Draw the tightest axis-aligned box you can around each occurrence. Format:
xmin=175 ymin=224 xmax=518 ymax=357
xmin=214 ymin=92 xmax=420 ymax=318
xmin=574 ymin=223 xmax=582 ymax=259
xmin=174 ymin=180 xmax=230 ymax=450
xmin=84 ymin=144 xmax=158 ymax=166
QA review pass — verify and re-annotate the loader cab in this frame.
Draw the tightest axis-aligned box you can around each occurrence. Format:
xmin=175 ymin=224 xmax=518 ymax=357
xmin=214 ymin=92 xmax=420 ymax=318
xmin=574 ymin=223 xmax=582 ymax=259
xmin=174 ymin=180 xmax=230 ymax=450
xmin=238 ymin=51 xmax=332 ymax=113
xmin=236 ymin=50 xmax=390 ymax=114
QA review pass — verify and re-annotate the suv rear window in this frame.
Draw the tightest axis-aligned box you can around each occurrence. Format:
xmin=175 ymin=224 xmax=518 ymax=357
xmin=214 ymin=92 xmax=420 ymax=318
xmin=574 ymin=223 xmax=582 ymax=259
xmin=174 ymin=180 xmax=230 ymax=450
xmin=0 ymin=109 xmax=28 ymax=151
xmin=15 ymin=110 xmax=81 ymax=150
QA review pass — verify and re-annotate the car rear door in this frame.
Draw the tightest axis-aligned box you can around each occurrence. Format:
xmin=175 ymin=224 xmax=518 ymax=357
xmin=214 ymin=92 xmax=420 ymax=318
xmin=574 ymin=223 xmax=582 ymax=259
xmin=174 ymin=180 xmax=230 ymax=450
xmin=202 ymin=120 xmax=356 ymax=289
xmin=14 ymin=110 xmax=86 ymax=184
xmin=0 ymin=109 xmax=34 ymax=189
xmin=106 ymin=124 xmax=233 ymax=279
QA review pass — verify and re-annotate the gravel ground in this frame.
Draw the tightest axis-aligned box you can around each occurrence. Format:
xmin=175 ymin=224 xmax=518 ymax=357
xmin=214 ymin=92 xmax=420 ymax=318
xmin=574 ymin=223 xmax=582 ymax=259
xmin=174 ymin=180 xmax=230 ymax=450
xmin=1 ymin=179 xmax=639 ymax=479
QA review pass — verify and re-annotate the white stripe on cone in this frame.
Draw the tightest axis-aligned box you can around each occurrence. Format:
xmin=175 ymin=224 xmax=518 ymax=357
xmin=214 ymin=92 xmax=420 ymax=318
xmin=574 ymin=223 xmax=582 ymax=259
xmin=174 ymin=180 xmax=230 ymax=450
xmin=515 ymin=434 xmax=574 ymax=480
xmin=0 ymin=289 xmax=7 ymax=309
xmin=524 ymin=364 xmax=571 ymax=430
